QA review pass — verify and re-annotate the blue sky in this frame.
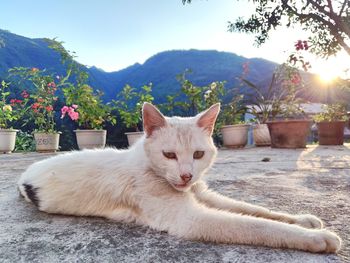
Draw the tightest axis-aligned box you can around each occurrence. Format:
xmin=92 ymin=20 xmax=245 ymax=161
xmin=1 ymin=0 xmax=348 ymax=79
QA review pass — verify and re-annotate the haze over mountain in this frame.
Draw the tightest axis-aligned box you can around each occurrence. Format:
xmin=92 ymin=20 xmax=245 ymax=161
xmin=0 ymin=29 xmax=343 ymax=103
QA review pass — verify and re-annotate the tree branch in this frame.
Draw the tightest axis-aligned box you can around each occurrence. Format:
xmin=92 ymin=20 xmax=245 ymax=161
xmin=326 ymin=0 xmax=334 ymax=14
xmin=338 ymin=0 xmax=348 ymax=16
xmin=282 ymin=0 xmax=350 ymax=55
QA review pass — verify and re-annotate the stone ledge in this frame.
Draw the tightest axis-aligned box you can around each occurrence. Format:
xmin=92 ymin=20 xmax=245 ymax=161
xmin=1 ymin=145 xmax=348 ymax=262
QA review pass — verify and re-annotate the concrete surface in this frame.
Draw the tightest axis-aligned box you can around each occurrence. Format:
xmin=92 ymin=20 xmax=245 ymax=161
xmin=0 ymin=145 xmax=349 ymax=263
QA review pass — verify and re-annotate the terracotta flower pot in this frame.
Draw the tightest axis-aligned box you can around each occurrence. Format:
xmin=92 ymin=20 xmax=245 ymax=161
xmin=221 ymin=124 xmax=250 ymax=148
xmin=0 ymin=129 xmax=18 ymax=154
xmin=74 ymin=129 xmax=106 ymax=150
xmin=317 ymin=121 xmax=345 ymax=145
xmin=125 ymin=131 xmax=144 ymax=146
xmin=253 ymin=124 xmax=271 ymax=147
xmin=34 ymin=132 xmax=61 ymax=152
xmin=267 ymin=120 xmax=311 ymax=148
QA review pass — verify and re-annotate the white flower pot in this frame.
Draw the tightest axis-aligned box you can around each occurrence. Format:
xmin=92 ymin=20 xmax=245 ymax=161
xmin=221 ymin=124 xmax=250 ymax=148
xmin=34 ymin=132 xmax=61 ymax=152
xmin=0 ymin=129 xmax=18 ymax=154
xmin=125 ymin=131 xmax=144 ymax=146
xmin=253 ymin=124 xmax=271 ymax=147
xmin=74 ymin=129 xmax=106 ymax=150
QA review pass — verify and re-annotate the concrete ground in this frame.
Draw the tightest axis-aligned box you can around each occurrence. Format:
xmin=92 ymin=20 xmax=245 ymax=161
xmin=0 ymin=145 xmax=349 ymax=263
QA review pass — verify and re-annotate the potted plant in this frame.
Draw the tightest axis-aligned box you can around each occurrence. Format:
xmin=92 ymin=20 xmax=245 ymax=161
xmin=242 ymin=76 xmax=284 ymax=147
xmin=313 ymin=104 xmax=348 ymax=145
xmin=0 ymin=80 xmax=20 ymax=153
xmin=219 ymin=94 xmax=250 ymax=148
xmin=263 ymin=64 xmax=311 ymax=148
xmin=62 ymin=83 xmax=116 ymax=149
xmin=113 ymin=84 xmax=154 ymax=146
xmin=9 ymin=67 xmax=61 ymax=152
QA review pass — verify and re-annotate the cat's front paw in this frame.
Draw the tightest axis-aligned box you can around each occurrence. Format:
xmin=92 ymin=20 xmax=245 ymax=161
xmin=304 ymin=229 xmax=341 ymax=253
xmin=294 ymin=214 xmax=324 ymax=229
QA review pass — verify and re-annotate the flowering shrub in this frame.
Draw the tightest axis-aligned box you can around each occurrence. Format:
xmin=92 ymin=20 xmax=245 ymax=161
xmin=0 ymin=80 xmax=24 ymax=129
xmin=242 ymin=62 xmax=305 ymax=121
xmin=174 ymin=70 xmax=224 ymax=116
xmin=9 ymin=67 xmax=59 ymax=133
xmin=113 ymin=84 xmax=154 ymax=131
xmin=62 ymin=84 xmax=115 ymax=129
xmin=272 ymin=64 xmax=306 ymax=119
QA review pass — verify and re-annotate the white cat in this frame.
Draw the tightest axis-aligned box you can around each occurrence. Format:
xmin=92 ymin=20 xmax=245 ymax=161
xmin=18 ymin=103 xmax=341 ymax=253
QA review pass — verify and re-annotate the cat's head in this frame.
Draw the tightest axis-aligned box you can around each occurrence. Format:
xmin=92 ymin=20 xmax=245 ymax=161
xmin=142 ymin=103 xmax=220 ymax=192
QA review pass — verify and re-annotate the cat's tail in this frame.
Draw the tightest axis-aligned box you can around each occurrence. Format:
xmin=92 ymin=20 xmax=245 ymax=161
xmin=18 ymin=180 xmax=40 ymax=207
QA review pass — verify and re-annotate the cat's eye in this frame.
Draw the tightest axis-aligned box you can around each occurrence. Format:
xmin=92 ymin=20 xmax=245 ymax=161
xmin=193 ymin=151 xmax=205 ymax=159
xmin=162 ymin=151 xmax=177 ymax=160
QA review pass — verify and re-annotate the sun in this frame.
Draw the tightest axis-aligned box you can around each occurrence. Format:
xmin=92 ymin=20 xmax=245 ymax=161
xmin=312 ymin=54 xmax=349 ymax=83
xmin=318 ymin=71 xmax=337 ymax=83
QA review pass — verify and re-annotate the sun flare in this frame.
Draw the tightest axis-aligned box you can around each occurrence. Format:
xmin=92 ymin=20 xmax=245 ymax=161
xmin=318 ymin=71 xmax=337 ymax=83
xmin=313 ymin=54 xmax=349 ymax=84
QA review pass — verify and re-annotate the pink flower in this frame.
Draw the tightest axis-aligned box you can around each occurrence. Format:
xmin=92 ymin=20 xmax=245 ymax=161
xmin=68 ymin=111 xmax=79 ymax=121
xmin=61 ymin=105 xmax=79 ymax=121
xmin=21 ymin=90 xmax=29 ymax=98
xmin=61 ymin=106 xmax=69 ymax=114
xmin=61 ymin=106 xmax=69 ymax=118
xmin=47 ymin=82 xmax=56 ymax=88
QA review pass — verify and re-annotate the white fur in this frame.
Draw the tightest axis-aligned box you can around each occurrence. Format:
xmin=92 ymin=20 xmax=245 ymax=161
xmin=18 ymin=103 xmax=341 ymax=253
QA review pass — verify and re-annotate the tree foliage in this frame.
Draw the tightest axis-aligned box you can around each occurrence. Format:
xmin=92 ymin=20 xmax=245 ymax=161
xmin=182 ymin=0 xmax=350 ymax=58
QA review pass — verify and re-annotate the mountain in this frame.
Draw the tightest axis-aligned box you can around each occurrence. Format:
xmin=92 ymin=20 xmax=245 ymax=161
xmin=0 ymin=29 xmax=278 ymax=101
xmin=105 ymin=50 xmax=278 ymax=102
xmin=1 ymin=29 xmax=347 ymax=104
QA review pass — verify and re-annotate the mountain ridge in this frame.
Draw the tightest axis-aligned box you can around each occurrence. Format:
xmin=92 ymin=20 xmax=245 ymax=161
xmin=1 ymin=29 xmax=339 ymax=104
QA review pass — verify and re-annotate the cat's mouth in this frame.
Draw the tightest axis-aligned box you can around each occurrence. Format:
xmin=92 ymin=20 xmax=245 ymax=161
xmin=172 ymin=182 xmax=191 ymax=190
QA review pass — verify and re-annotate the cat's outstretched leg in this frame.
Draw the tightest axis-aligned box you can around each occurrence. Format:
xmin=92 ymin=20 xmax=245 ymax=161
xmin=192 ymin=181 xmax=323 ymax=229
xmin=139 ymin=194 xmax=341 ymax=253
xmin=105 ymin=207 xmax=143 ymax=224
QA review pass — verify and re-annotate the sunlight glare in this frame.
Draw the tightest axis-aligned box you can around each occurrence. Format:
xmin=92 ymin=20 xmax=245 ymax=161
xmin=318 ymin=70 xmax=337 ymax=83
xmin=312 ymin=53 xmax=349 ymax=84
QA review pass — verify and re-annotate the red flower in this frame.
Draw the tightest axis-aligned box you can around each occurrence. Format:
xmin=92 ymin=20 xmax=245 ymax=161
xmin=295 ymin=40 xmax=309 ymax=51
xmin=37 ymin=98 xmax=44 ymax=103
xmin=291 ymin=74 xmax=301 ymax=85
xmin=31 ymin=103 xmax=40 ymax=109
xmin=295 ymin=40 xmax=303 ymax=51
xmin=46 ymin=105 xmax=53 ymax=112
xmin=10 ymin=99 xmax=16 ymax=106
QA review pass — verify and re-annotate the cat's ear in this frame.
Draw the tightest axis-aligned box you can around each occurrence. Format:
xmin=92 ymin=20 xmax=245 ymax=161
xmin=196 ymin=103 xmax=220 ymax=135
xmin=142 ymin=102 xmax=167 ymax=137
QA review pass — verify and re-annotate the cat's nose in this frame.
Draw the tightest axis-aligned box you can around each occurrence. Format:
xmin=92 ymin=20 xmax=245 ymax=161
xmin=180 ymin=173 xmax=193 ymax=183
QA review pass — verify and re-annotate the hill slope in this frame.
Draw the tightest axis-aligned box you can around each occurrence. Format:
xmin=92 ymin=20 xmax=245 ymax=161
xmin=2 ymin=29 xmax=344 ymax=104
xmin=0 ymin=29 xmax=279 ymax=102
